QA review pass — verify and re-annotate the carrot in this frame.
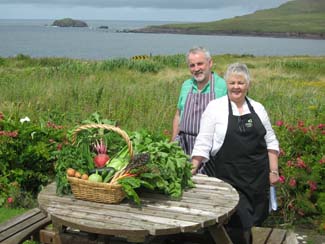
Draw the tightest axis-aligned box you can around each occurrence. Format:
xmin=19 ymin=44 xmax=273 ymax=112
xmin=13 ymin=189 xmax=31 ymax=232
xmin=111 ymin=173 xmax=137 ymax=184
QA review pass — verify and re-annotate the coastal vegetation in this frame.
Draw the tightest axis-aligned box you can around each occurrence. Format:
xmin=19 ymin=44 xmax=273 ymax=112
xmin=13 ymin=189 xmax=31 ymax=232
xmin=133 ymin=0 xmax=325 ymax=39
xmin=0 ymin=54 xmax=324 ymax=234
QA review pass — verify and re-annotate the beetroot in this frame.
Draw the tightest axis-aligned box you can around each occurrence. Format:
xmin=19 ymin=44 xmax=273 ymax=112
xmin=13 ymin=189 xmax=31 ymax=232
xmin=93 ymin=139 xmax=110 ymax=168
xmin=94 ymin=154 xmax=110 ymax=168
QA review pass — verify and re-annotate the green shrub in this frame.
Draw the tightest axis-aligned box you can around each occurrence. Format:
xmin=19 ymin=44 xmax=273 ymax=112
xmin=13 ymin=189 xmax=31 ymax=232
xmin=0 ymin=112 xmax=65 ymax=207
xmin=267 ymin=120 xmax=325 ymax=231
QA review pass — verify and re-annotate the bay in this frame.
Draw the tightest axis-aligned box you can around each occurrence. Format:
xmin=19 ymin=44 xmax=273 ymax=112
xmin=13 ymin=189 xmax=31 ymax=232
xmin=1 ymin=19 xmax=325 ymax=60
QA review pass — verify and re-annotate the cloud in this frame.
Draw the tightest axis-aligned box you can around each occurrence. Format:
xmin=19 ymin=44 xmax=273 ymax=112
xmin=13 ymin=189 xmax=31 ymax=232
xmin=0 ymin=0 xmax=289 ymax=10
xmin=0 ymin=0 xmax=290 ymax=21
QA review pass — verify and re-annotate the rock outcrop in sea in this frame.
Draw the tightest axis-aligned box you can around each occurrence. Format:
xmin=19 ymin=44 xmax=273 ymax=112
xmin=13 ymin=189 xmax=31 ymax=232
xmin=52 ymin=18 xmax=88 ymax=27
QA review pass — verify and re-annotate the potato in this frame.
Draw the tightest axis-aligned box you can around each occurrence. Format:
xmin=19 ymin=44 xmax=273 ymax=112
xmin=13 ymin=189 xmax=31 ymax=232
xmin=81 ymin=174 xmax=89 ymax=180
xmin=66 ymin=168 xmax=76 ymax=177
xmin=75 ymin=171 xmax=82 ymax=178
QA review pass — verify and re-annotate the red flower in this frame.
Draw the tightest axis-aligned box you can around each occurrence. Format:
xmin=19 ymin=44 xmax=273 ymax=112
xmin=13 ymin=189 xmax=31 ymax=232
xmin=300 ymin=127 xmax=308 ymax=134
xmin=289 ymin=178 xmax=296 ymax=187
xmin=318 ymin=124 xmax=325 ymax=130
xmin=0 ymin=131 xmax=18 ymax=137
xmin=286 ymin=125 xmax=294 ymax=132
xmin=276 ymin=120 xmax=284 ymax=127
xmin=279 ymin=175 xmax=285 ymax=184
xmin=319 ymin=158 xmax=325 ymax=164
xmin=47 ymin=121 xmax=63 ymax=129
xmin=308 ymin=180 xmax=317 ymax=192
xmin=7 ymin=197 xmax=13 ymax=204
xmin=296 ymin=157 xmax=307 ymax=169
xmin=287 ymin=160 xmax=294 ymax=167
xmin=298 ymin=120 xmax=305 ymax=127
xmin=57 ymin=143 xmax=62 ymax=151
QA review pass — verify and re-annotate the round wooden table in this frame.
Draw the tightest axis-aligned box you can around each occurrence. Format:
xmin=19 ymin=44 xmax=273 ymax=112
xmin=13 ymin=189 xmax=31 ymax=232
xmin=38 ymin=174 xmax=239 ymax=243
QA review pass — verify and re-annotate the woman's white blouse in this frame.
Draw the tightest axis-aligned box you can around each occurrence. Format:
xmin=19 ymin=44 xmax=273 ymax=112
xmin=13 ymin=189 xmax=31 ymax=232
xmin=191 ymin=96 xmax=279 ymax=161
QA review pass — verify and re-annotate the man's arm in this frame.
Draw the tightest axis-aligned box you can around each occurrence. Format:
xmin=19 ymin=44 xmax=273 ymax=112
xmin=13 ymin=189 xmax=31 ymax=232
xmin=171 ymin=110 xmax=180 ymax=141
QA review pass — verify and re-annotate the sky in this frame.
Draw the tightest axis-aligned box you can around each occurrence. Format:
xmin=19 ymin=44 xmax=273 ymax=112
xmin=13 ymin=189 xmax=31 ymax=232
xmin=0 ymin=0 xmax=291 ymax=22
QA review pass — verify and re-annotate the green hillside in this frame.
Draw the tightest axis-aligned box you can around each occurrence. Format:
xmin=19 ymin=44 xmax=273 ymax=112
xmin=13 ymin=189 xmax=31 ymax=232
xmin=134 ymin=0 xmax=325 ymax=39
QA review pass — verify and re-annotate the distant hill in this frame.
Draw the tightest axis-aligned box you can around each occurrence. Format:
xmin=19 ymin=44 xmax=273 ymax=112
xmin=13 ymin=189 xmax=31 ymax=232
xmin=52 ymin=18 xmax=88 ymax=27
xmin=131 ymin=0 xmax=325 ymax=39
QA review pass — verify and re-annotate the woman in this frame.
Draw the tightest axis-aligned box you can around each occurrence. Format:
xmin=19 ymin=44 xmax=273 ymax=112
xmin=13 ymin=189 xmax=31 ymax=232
xmin=191 ymin=63 xmax=279 ymax=244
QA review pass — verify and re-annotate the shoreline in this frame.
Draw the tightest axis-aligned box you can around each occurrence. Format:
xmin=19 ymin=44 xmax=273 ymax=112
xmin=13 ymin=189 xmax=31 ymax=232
xmin=128 ymin=28 xmax=325 ymax=40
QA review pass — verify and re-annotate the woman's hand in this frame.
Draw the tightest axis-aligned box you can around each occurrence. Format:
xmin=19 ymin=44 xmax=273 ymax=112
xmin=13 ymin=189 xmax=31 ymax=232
xmin=269 ymin=171 xmax=279 ymax=185
xmin=191 ymin=156 xmax=205 ymax=175
xmin=191 ymin=166 xmax=199 ymax=175
xmin=268 ymin=150 xmax=279 ymax=185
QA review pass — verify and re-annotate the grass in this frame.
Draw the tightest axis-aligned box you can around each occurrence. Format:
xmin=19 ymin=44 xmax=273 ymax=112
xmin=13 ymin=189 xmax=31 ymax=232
xmin=0 ymin=54 xmax=324 ymax=132
xmin=143 ymin=0 xmax=325 ymax=36
xmin=0 ymin=208 xmax=28 ymax=223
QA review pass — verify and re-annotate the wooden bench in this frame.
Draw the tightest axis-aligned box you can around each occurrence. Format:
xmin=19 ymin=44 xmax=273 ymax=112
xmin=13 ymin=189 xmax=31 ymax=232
xmin=36 ymin=227 xmax=299 ymax=244
xmin=0 ymin=207 xmax=51 ymax=244
xmin=252 ymin=227 xmax=298 ymax=244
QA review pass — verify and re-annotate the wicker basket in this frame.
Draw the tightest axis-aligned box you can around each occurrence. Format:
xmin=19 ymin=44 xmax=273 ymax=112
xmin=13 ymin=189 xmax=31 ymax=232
xmin=67 ymin=124 xmax=133 ymax=204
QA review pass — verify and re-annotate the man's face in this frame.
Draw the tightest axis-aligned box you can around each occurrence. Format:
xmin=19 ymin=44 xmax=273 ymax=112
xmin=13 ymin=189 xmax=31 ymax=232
xmin=188 ymin=52 xmax=212 ymax=83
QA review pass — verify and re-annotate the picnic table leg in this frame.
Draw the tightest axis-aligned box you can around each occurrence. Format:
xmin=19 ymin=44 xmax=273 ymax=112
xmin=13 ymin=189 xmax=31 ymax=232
xmin=51 ymin=217 xmax=64 ymax=244
xmin=208 ymin=225 xmax=233 ymax=244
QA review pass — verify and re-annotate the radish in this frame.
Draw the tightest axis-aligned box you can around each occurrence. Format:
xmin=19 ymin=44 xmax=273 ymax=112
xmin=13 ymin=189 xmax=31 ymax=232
xmin=93 ymin=139 xmax=110 ymax=168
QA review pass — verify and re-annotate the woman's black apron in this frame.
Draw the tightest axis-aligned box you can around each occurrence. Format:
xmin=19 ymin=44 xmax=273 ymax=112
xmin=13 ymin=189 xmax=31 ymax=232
xmin=179 ymin=74 xmax=215 ymax=155
xmin=202 ymin=97 xmax=270 ymax=230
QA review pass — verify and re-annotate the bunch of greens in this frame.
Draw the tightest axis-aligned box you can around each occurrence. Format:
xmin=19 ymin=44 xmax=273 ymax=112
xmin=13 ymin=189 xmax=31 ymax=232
xmin=117 ymin=130 xmax=194 ymax=204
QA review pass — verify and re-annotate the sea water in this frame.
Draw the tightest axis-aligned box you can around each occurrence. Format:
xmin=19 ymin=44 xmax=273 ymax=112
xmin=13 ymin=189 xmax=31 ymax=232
xmin=1 ymin=19 xmax=325 ymax=60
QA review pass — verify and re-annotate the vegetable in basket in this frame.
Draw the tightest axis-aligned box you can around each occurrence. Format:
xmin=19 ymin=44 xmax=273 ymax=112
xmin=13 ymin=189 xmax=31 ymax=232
xmin=93 ymin=139 xmax=110 ymax=168
xmin=88 ymin=170 xmax=103 ymax=182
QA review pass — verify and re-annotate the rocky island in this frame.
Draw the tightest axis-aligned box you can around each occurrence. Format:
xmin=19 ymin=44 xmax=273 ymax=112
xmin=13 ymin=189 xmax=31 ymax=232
xmin=52 ymin=18 xmax=88 ymax=27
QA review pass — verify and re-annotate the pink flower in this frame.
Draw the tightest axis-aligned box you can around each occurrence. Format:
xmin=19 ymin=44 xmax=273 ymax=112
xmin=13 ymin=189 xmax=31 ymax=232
xmin=279 ymin=175 xmax=285 ymax=184
xmin=7 ymin=197 xmax=13 ymax=204
xmin=276 ymin=120 xmax=284 ymax=127
xmin=319 ymin=158 xmax=325 ymax=164
xmin=318 ymin=124 xmax=325 ymax=130
xmin=300 ymin=127 xmax=308 ymax=134
xmin=57 ymin=143 xmax=62 ymax=151
xmin=9 ymin=131 xmax=18 ymax=138
xmin=298 ymin=120 xmax=305 ymax=127
xmin=308 ymin=125 xmax=315 ymax=131
xmin=296 ymin=157 xmax=307 ymax=169
xmin=289 ymin=178 xmax=296 ymax=187
xmin=286 ymin=125 xmax=294 ymax=132
xmin=287 ymin=160 xmax=294 ymax=167
xmin=308 ymin=181 xmax=317 ymax=192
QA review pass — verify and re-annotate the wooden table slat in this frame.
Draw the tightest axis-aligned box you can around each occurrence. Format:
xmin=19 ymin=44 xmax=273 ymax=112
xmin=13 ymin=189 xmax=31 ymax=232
xmin=38 ymin=175 xmax=239 ymax=243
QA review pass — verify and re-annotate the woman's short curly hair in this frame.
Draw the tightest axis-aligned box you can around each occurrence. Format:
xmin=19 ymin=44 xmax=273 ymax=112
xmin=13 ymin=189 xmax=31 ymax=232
xmin=224 ymin=63 xmax=251 ymax=85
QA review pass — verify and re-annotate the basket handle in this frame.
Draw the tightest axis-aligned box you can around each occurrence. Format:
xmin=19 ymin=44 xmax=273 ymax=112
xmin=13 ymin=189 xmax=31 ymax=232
xmin=71 ymin=124 xmax=133 ymax=159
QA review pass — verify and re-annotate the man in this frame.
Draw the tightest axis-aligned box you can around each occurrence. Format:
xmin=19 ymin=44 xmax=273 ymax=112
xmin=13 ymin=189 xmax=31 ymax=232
xmin=172 ymin=46 xmax=227 ymax=155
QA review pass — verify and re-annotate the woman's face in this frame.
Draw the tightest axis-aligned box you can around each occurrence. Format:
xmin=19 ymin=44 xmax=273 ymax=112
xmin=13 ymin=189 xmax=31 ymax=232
xmin=227 ymin=74 xmax=249 ymax=104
